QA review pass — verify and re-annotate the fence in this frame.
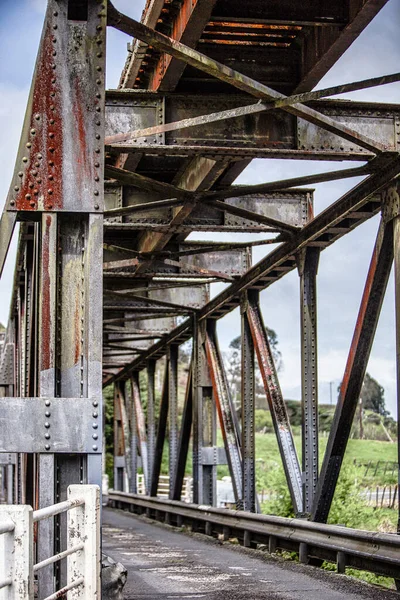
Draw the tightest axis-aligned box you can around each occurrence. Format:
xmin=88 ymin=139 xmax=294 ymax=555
xmin=364 ymin=485 xmax=398 ymax=509
xmin=0 ymin=485 xmax=100 ymax=600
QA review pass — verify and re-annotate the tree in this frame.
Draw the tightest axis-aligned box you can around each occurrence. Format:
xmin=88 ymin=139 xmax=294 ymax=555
xmin=337 ymin=372 xmax=388 ymax=416
xmin=361 ymin=372 xmax=388 ymax=416
xmin=226 ymin=328 xmax=282 ymax=410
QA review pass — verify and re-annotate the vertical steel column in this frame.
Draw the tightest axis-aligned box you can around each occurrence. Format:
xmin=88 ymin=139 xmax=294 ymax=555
xmin=38 ymin=213 xmax=57 ymax=598
xmin=150 ymin=361 xmax=169 ymax=497
xmin=114 ymin=382 xmax=127 ymax=491
xmin=298 ymin=247 xmax=320 ymax=515
xmin=393 ymin=215 xmax=400 ymax=533
xmin=168 ymin=345 xmax=179 ymax=499
xmin=193 ymin=320 xmax=217 ymax=506
xmin=132 ymin=373 xmax=149 ymax=491
xmin=172 ymin=366 xmax=193 ymax=501
xmin=128 ymin=378 xmax=138 ymax=494
xmin=147 ymin=360 xmax=156 ymax=490
xmin=241 ymin=292 xmax=256 ymax=513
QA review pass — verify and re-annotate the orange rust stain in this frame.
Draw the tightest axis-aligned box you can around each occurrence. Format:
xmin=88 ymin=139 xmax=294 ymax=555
xmin=40 ymin=215 xmax=54 ymax=373
xmin=150 ymin=0 xmax=199 ymax=90
xmin=15 ymin=22 xmax=63 ymax=211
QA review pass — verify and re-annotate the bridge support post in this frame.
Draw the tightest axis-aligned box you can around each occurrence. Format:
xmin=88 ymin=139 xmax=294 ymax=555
xmin=298 ymin=247 xmax=320 ymax=515
xmin=241 ymin=292 xmax=256 ymax=513
xmin=168 ymin=345 xmax=179 ymax=499
xmin=193 ymin=320 xmax=217 ymax=506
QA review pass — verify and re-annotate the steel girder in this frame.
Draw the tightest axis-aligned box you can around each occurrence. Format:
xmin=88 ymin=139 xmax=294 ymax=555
xmin=1 ymin=0 xmax=400 ymax=581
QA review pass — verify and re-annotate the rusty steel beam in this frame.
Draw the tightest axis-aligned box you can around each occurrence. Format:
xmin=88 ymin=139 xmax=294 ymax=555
xmin=107 ymin=3 xmax=386 ymax=154
xmin=312 ymin=217 xmax=394 ymax=523
xmin=205 ymin=323 xmax=243 ymax=507
xmin=105 ymin=71 xmax=400 ymax=145
xmin=103 ymin=155 xmax=400 ymax=387
xmin=246 ymin=295 xmax=303 ymax=515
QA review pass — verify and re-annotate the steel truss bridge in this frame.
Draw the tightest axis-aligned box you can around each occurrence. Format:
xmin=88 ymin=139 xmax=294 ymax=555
xmin=1 ymin=0 xmax=400 ymax=596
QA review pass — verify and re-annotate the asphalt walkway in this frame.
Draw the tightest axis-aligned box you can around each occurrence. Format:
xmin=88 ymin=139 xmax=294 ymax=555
xmin=103 ymin=508 xmax=398 ymax=600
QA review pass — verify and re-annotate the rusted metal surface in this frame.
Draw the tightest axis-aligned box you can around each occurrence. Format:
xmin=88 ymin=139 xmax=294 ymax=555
xmin=313 ymin=217 xmax=394 ymax=523
xmin=1 ymin=0 xmax=400 ymax=575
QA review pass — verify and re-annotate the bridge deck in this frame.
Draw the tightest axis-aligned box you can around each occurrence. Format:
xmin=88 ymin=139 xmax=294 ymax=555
xmin=103 ymin=508 xmax=396 ymax=600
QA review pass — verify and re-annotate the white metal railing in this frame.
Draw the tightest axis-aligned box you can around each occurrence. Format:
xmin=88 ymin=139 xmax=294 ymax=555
xmin=0 ymin=485 xmax=100 ymax=600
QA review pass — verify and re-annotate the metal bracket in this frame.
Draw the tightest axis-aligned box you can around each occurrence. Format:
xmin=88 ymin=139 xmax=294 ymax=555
xmin=0 ymin=397 xmax=102 ymax=453
xmin=201 ymin=447 xmax=227 ymax=466
xmin=381 ymin=182 xmax=400 ymax=223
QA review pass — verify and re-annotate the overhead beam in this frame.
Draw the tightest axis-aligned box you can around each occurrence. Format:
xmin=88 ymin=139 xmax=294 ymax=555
xmin=107 ymin=3 xmax=385 ymax=153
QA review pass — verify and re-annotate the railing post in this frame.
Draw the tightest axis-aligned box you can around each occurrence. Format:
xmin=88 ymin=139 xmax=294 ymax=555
xmin=0 ymin=505 xmax=33 ymax=600
xmin=67 ymin=485 xmax=100 ymax=600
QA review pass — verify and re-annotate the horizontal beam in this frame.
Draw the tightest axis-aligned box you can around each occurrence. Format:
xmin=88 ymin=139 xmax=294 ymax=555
xmin=106 ymin=4 xmax=385 ymax=153
xmin=103 ymin=154 xmax=400 ymax=385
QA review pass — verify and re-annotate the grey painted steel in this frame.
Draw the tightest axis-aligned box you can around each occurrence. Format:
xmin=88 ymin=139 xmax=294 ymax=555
xmin=205 ymin=324 xmax=243 ymax=507
xmin=146 ymin=361 xmax=156 ymax=490
xmin=298 ymin=247 xmax=320 ymax=514
xmin=192 ymin=320 xmax=217 ymax=506
xmin=168 ymin=345 xmax=179 ymax=499
xmin=0 ymin=397 xmax=103 ymax=453
xmin=247 ymin=297 xmax=303 ymax=515
xmin=241 ymin=293 xmax=256 ymax=513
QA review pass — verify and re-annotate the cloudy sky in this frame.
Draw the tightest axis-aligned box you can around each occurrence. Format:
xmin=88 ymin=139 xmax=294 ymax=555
xmin=1 ymin=0 xmax=400 ymax=414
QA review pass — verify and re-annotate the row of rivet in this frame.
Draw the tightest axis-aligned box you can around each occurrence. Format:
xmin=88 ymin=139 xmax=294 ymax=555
xmin=43 ymin=398 xmax=99 ymax=451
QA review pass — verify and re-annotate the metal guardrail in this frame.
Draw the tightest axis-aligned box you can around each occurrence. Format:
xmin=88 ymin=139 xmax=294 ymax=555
xmin=109 ymin=490 xmax=400 ymax=580
xmin=0 ymin=485 xmax=100 ymax=600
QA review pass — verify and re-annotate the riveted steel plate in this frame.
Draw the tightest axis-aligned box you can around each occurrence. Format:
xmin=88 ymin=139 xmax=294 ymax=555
xmin=297 ymin=113 xmax=396 ymax=153
xmin=0 ymin=397 xmax=102 ymax=453
xmin=225 ymin=191 xmax=312 ymax=228
xmin=105 ymin=94 xmax=164 ymax=145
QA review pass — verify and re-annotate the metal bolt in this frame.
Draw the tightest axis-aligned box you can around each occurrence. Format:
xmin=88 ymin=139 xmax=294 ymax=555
xmin=45 ymin=444 xmax=50 ymax=451
xmin=47 ymin=204 xmax=53 ymax=209
xmin=38 ymin=153 xmax=42 ymax=159
xmin=50 ymin=105 xmax=55 ymax=110
xmin=53 ymin=24 xmax=58 ymax=29
xmin=94 ymin=176 xmax=99 ymax=182
xmin=50 ymin=119 xmax=55 ymax=125
xmin=49 ymin=132 xmax=55 ymax=138
xmin=93 ymin=400 xmax=98 ymax=407
xmin=18 ymin=172 xmax=23 ymax=177
xmin=92 ymin=423 xmax=98 ymax=429
xmin=45 ymin=411 xmax=51 ymax=417
xmin=9 ymin=200 xmax=15 ymax=206
xmin=94 ymin=190 xmax=99 ymax=196
xmin=37 ymin=178 xmax=42 ymax=184
xmin=49 ymin=161 xmax=54 ymax=166
xmin=48 ymin=189 xmax=53 ymax=195
xmin=95 ymin=134 xmax=101 ymax=140
xmin=44 ymin=422 xmax=50 ymax=428
xmin=49 ymin=175 xmax=54 ymax=181
xmin=45 ymin=400 xmax=51 ymax=406
xmin=49 ymin=147 xmax=55 ymax=153
xmin=45 ymin=433 xmax=51 ymax=440
xmin=35 ymin=114 xmax=40 ymax=120
xmin=96 ymin=79 xmax=102 ymax=85
xmin=96 ymin=25 xmax=102 ymax=31
xmin=93 ymin=412 xmax=98 ymax=418
xmin=26 ymin=142 xmax=32 ymax=148
xmin=25 ymin=194 xmax=31 ymax=200
xmin=32 ymin=170 xmax=37 ymax=176
xmin=97 ymin=52 xmax=102 ymax=58
xmin=95 ymin=106 xmax=101 ymax=112
xmin=22 ymin=157 xmax=28 ymax=163
xmin=14 ymin=186 xmax=19 ymax=192
xmin=30 ymin=201 xmax=36 ymax=207
xmin=92 ymin=434 xmax=98 ymax=440
xmin=94 ymin=203 xmax=99 ymax=210
xmin=94 ymin=162 xmax=100 ymax=167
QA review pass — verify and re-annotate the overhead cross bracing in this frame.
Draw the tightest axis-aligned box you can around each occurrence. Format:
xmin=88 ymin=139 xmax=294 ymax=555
xmin=1 ymin=0 xmax=400 ymax=595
